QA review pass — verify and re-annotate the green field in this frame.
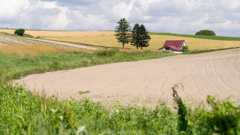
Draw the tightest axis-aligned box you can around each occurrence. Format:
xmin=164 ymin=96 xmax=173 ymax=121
xmin=150 ymin=32 xmax=240 ymax=41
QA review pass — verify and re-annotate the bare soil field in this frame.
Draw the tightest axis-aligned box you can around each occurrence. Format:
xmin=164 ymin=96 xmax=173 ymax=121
xmin=16 ymin=49 xmax=240 ymax=107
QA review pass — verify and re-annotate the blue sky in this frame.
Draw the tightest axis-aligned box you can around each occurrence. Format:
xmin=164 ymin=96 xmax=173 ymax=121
xmin=1 ymin=0 xmax=240 ymax=36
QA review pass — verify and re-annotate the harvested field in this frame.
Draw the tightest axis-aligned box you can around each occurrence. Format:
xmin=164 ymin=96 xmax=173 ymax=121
xmin=0 ymin=32 xmax=97 ymax=50
xmin=16 ymin=49 xmax=240 ymax=107
xmin=0 ymin=32 xmax=53 ymax=45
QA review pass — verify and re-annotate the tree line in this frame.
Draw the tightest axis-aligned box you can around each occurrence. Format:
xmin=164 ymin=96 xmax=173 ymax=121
xmin=115 ymin=18 xmax=151 ymax=49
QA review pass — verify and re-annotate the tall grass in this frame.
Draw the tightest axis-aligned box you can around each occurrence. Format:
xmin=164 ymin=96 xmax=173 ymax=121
xmin=0 ymin=84 xmax=239 ymax=134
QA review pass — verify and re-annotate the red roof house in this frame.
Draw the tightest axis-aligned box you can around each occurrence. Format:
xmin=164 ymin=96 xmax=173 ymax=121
xmin=159 ymin=40 xmax=187 ymax=53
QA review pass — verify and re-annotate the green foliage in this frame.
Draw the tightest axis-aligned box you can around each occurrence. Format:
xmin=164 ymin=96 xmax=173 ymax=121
xmin=93 ymin=48 xmax=120 ymax=57
xmin=131 ymin=23 xmax=151 ymax=49
xmin=79 ymin=90 xmax=90 ymax=95
xmin=0 ymin=85 xmax=179 ymax=134
xmin=115 ymin=18 xmax=131 ymax=49
xmin=172 ymin=87 xmax=188 ymax=132
xmin=185 ymin=46 xmax=240 ymax=54
xmin=181 ymin=46 xmax=188 ymax=52
xmin=195 ymin=30 xmax=216 ymax=36
xmin=14 ymin=28 xmax=25 ymax=36
xmin=205 ymin=96 xmax=239 ymax=134
xmin=23 ymin=33 xmax=34 ymax=38
xmin=1 ymin=84 xmax=239 ymax=134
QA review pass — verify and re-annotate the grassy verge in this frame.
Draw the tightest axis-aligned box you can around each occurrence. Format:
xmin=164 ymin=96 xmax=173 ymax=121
xmin=184 ymin=46 xmax=240 ymax=54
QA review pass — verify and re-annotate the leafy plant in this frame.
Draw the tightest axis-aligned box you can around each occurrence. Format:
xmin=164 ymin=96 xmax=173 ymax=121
xmin=172 ymin=87 xmax=188 ymax=132
xmin=14 ymin=28 xmax=25 ymax=36
xmin=205 ymin=96 xmax=239 ymax=134
xmin=182 ymin=46 xmax=189 ymax=52
xmin=195 ymin=30 xmax=216 ymax=36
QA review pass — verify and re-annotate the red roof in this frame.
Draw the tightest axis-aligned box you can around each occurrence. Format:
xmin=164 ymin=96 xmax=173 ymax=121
xmin=163 ymin=40 xmax=185 ymax=48
xmin=167 ymin=45 xmax=182 ymax=51
xmin=159 ymin=40 xmax=186 ymax=52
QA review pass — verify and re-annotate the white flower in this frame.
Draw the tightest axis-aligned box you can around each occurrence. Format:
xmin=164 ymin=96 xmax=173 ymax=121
xmin=60 ymin=116 xmax=63 ymax=121
xmin=77 ymin=126 xmax=85 ymax=134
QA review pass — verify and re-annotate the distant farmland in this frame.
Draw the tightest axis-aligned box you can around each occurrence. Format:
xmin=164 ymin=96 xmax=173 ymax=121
xmin=1 ymin=28 xmax=240 ymax=51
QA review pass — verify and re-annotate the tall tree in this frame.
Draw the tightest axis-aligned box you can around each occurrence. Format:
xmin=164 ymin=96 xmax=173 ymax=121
xmin=115 ymin=18 xmax=131 ymax=49
xmin=131 ymin=24 xmax=151 ymax=49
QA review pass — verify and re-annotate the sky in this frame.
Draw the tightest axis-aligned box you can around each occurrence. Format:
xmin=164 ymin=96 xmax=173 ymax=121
xmin=1 ymin=0 xmax=240 ymax=37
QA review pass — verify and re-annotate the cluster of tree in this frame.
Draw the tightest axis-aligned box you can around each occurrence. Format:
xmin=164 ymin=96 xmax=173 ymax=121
xmin=195 ymin=29 xmax=216 ymax=36
xmin=115 ymin=18 xmax=151 ymax=49
xmin=14 ymin=28 xmax=25 ymax=36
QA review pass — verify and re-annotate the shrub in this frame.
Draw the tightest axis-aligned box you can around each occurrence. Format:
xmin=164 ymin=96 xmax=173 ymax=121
xmin=195 ymin=30 xmax=216 ymax=36
xmin=23 ymin=34 xmax=34 ymax=38
xmin=14 ymin=28 xmax=25 ymax=36
xmin=182 ymin=46 xmax=189 ymax=52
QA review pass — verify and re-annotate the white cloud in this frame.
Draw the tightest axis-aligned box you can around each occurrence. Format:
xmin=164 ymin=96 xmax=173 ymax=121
xmin=0 ymin=0 xmax=30 ymax=21
xmin=0 ymin=0 xmax=240 ymax=36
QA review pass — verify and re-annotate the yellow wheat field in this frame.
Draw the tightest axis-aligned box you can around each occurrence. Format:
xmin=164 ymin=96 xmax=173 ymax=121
xmin=1 ymin=29 xmax=240 ymax=51
xmin=0 ymin=45 xmax=85 ymax=56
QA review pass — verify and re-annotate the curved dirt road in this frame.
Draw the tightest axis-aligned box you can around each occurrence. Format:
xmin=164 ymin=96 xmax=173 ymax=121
xmin=34 ymin=38 xmax=98 ymax=50
xmin=16 ymin=49 xmax=240 ymax=107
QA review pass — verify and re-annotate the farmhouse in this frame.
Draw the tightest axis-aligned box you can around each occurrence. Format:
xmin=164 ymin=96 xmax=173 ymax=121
xmin=159 ymin=40 xmax=187 ymax=53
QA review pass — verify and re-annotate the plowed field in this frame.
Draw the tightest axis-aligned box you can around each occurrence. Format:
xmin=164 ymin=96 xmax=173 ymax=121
xmin=16 ymin=49 xmax=240 ymax=107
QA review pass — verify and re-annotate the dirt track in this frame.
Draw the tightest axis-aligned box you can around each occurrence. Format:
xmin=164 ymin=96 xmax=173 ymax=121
xmin=16 ymin=49 xmax=240 ymax=107
xmin=34 ymin=38 xmax=98 ymax=50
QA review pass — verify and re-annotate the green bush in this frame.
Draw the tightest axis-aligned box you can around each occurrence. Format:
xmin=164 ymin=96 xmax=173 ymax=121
xmin=14 ymin=28 xmax=25 ymax=36
xmin=195 ymin=30 xmax=216 ymax=36
xmin=182 ymin=46 xmax=188 ymax=52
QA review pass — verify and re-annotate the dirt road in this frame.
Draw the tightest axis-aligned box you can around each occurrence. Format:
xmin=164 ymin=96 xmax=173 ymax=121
xmin=34 ymin=38 xmax=98 ymax=50
xmin=16 ymin=49 xmax=240 ymax=107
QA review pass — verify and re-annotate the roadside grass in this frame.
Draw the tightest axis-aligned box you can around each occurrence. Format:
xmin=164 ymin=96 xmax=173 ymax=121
xmin=184 ymin=46 xmax=240 ymax=54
